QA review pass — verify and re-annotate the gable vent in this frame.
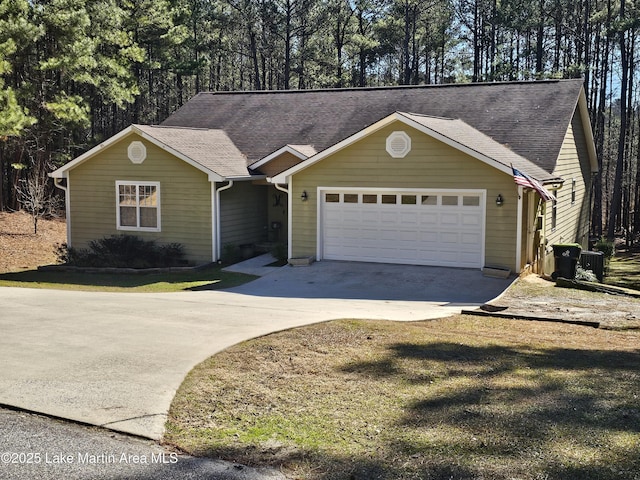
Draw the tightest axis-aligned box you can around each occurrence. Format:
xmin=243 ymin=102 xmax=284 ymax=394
xmin=128 ymin=141 xmax=147 ymax=164
xmin=386 ymin=131 xmax=411 ymax=158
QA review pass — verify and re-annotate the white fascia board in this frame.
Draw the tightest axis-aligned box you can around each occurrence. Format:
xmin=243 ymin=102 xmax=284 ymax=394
xmin=577 ymin=87 xmax=599 ymax=173
xmin=225 ymin=174 xmax=267 ymax=181
xmin=132 ymin=126 xmax=225 ymax=182
xmin=249 ymin=145 xmax=310 ymax=170
xmin=394 ymin=113 xmax=514 ymax=177
xmin=49 ymin=125 xmax=225 ymax=182
xmin=50 ymin=126 xmax=137 ymax=178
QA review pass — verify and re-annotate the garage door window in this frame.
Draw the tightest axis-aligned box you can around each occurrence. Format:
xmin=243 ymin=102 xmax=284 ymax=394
xmin=463 ymin=196 xmax=481 ymax=206
xmin=325 ymin=193 xmax=340 ymax=202
xmin=322 ymin=191 xmax=482 ymax=208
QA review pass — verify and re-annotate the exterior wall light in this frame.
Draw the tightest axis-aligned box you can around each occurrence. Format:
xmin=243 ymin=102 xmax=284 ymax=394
xmin=301 ymin=190 xmax=308 ymax=202
xmin=496 ymin=194 xmax=504 ymax=206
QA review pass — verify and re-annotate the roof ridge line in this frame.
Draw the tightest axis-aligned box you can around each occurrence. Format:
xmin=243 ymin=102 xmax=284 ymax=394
xmin=398 ymin=112 xmax=457 ymax=121
xmin=138 ymin=124 xmax=216 ymax=132
xmin=194 ymin=79 xmax=576 ymax=96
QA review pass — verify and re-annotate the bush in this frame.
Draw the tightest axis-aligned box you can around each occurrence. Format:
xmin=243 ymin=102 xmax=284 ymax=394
xmin=57 ymin=235 xmax=187 ymax=268
xmin=594 ymin=237 xmax=615 ymax=259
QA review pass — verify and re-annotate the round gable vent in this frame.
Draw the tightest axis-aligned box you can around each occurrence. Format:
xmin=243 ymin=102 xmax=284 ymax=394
xmin=128 ymin=141 xmax=147 ymax=164
xmin=386 ymin=131 xmax=411 ymax=158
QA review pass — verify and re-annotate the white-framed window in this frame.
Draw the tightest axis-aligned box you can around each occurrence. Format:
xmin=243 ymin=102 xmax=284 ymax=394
xmin=116 ymin=181 xmax=161 ymax=232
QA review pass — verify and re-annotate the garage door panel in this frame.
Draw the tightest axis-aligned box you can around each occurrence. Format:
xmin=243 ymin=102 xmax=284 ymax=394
xmin=361 ymin=211 xmax=380 ymax=224
xmin=438 ymin=251 xmax=460 ymax=264
xmin=324 ymin=209 xmax=342 ymax=221
xmin=380 ymin=228 xmax=401 ymax=241
xmin=419 ymin=230 xmax=439 ymax=242
xmin=419 ymin=212 xmax=438 ymax=224
xmin=440 ymin=213 xmax=460 ymax=225
xmin=439 ymin=231 xmax=460 ymax=244
xmin=380 ymin=212 xmax=398 ymax=224
xmin=321 ymin=189 xmax=484 ymax=268
xmin=461 ymin=232 xmax=482 ymax=245
xmin=341 ymin=211 xmax=363 ymax=223
xmin=341 ymin=230 xmax=363 ymax=241
xmin=396 ymin=230 xmax=418 ymax=241
xmin=461 ymin=214 xmax=481 ymax=227
xmin=399 ymin=212 xmax=419 ymax=225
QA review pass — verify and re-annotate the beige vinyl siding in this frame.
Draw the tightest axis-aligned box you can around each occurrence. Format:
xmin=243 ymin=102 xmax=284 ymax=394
xmin=220 ymin=182 xmax=268 ymax=246
xmin=291 ymin=123 xmax=519 ymax=271
xmin=68 ymin=133 xmax=213 ymax=264
xmin=219 ymin=181 xmax=268 ymax=247
xmin=542 ymin=109 xmax=593 ymax=273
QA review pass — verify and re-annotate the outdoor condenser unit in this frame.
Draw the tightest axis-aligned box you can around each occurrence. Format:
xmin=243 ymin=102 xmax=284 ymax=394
xmin=579 ymin=251 xmax=605 ymax=282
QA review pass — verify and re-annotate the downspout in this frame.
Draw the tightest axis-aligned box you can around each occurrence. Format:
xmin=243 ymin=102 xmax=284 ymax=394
xmin=515 ymin=185 xmax=523 ymax=274
xmin=53 ymin=176 xmax=72 ymax=247
xmin=273 ymin=183 xmax=289 ymax=195
xmin=215 ymin=180 xmax=234 ymax=261
xmin=272 ymin=182 xmax=291 ymax=259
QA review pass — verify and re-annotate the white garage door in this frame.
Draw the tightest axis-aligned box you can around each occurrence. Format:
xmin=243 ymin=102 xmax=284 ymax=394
xmin=320 ymin=189 xmax=485 ymax=268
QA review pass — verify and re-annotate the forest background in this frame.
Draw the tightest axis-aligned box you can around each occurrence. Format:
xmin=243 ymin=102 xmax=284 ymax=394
xmin=1 ymin=0 xmax=639 ymax=241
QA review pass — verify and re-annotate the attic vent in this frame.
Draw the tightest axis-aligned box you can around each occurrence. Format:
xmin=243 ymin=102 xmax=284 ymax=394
xmin=128 ymin=141 xmax=147 ymax=164
xmin=386 ymin=131 xmax=411 ymax=158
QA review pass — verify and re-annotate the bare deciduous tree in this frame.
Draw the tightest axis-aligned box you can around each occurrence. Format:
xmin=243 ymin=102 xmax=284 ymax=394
xmin=16 ymin=172 xmax=61 ymax=235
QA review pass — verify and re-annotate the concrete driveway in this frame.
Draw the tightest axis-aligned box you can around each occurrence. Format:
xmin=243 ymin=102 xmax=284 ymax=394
xmin=0 ymin=260 xmax=512 ymax=440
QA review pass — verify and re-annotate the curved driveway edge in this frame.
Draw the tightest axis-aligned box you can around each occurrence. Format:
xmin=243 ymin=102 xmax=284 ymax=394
xmin=0 ymin=262 xmax=512 ymax=440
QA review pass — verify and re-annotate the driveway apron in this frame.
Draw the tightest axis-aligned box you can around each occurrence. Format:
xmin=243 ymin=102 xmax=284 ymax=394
xmin=0 ymin=262 xmax=512 ymax=439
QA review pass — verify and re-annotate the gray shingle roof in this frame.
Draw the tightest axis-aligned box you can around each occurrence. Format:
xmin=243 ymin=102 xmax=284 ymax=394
xmin=162 ymin=79 xmax=584 ymax=175
xmin=398 ymin=113 xmax=557 ymax=182
xmin=134 ymin=125 xmax=249 ymax=178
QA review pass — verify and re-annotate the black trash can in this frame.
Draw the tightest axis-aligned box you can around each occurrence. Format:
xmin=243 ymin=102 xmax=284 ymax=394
xmin=552 ymin=243 xmax=582 ymax=279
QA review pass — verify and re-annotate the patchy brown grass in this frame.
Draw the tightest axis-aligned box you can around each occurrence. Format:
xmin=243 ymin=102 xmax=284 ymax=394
xmin=0 ymin=211 xmax=66 ymax=273
xmin=498 ymin=274 xmax=640 ymax=330
xmin=165 ymin=316 xmax=640 ymax=480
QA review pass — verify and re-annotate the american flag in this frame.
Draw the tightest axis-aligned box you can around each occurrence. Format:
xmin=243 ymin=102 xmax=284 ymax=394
xmin=512 ymin=166 xmax=556 ymax=202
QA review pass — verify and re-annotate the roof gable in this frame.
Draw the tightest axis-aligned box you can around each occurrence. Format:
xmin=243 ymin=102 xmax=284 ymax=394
xmin=162 ymin=79 xmax=586 ymax=174
xmin=249 ymin=144 xmax=316 ymax=170
xmin=271 ymin=112 xmax=556 ymax=184
xmin=51 ymin=125 xmax=251 ymax=181
xmin=134 ymin=125 xmax=250 ymax=179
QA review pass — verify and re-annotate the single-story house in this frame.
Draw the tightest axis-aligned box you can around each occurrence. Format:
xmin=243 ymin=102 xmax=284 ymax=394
xmin=51 ymin=79 xmax=598 ymax=275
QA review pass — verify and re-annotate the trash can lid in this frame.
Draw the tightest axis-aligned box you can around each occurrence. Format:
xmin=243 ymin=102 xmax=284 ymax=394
xmin=552 ymin=243 xmax=582 ymax=248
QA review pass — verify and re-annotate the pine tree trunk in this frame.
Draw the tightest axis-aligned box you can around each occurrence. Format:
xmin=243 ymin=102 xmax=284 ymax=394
xmin=607 ymin=2 xmax=628 ymax=240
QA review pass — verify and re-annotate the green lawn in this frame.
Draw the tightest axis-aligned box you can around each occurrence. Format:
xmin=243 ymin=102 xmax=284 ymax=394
xmin=165 ymin=316 xmax=640 ymax=480
xmin=0 ymin=265 xmax=256 ymax=292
